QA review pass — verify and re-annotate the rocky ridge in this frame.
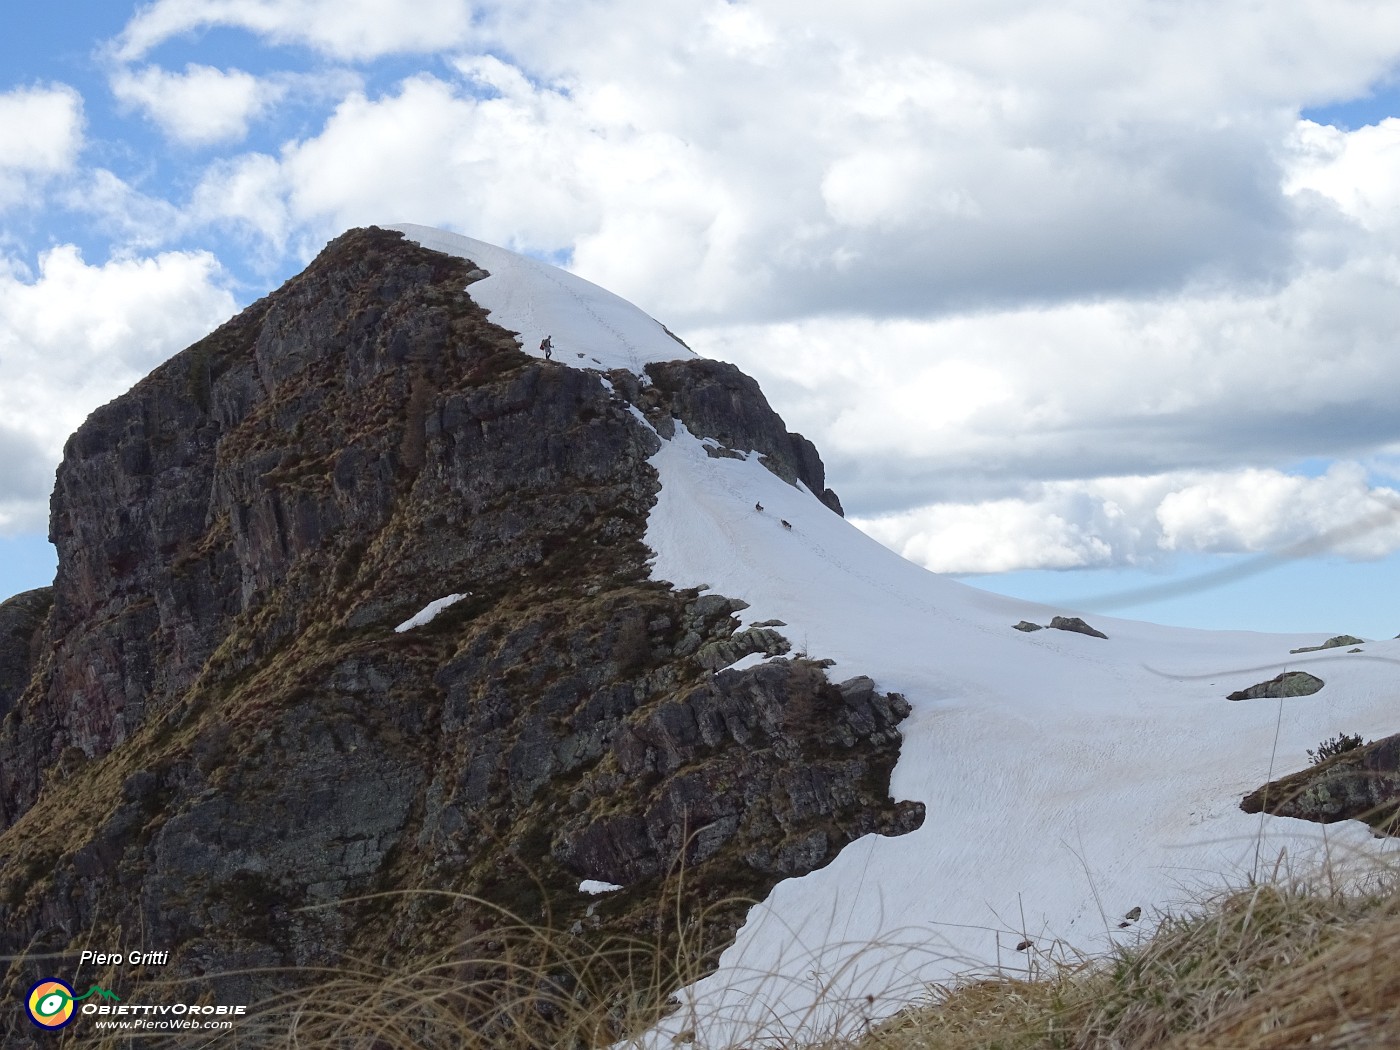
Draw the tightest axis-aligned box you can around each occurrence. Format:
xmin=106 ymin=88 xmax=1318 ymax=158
xmin=0 ymin=227 xmax=920 ymax=1037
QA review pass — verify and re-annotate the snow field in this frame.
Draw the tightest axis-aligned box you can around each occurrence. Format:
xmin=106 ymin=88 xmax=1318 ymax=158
xmin=641 ymin=423 xmax=1400 ymax=1046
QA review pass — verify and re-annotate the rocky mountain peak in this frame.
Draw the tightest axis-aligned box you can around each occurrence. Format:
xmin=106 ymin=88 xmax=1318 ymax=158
xmin=0 ymin=226 xmax=917 ymax=1039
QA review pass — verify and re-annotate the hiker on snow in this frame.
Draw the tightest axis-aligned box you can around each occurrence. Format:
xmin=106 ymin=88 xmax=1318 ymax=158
xmin=540 ymin=335 xmax=553 ymax=360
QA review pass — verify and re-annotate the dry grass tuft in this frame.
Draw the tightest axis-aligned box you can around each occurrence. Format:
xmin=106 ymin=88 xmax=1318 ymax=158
xmin=81 ymin=889 xmax=731 ymax=1050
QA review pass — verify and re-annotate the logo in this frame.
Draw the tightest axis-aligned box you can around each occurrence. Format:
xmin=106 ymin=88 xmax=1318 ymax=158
xmin=25 ymin=979 xmax=121 ymax=1030
xmin=26 ymin=979 xmax=75 ymax=1030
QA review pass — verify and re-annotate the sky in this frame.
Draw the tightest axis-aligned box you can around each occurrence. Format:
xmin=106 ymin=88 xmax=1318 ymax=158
xmin=3 ymin=1 xmax=1400 ymax=636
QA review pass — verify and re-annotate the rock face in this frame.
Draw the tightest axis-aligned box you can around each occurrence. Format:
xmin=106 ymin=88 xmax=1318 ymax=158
xmin=0 ymin=588 xmax=50 ymax=721
xmin=1226 ymin=670 xmax=1325 ymax=701
xmin=604 ymin=363 xmax=845 ymax=515
xmin=1241 ymin=733 xmax=1400 ymax=835
xmin=0 ymin=227 xmax=919 ymax=1036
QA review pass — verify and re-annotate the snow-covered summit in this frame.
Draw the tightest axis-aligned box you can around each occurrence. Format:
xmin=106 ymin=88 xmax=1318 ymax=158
xmin=393 ymin=224 xmax=1400 ymax=1048
xmin=391 ymin=223 xmax=696 ymax=374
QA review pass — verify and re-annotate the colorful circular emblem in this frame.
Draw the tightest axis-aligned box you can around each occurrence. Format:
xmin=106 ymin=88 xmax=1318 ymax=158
xmin=26 ymin=979 xmax=76 ymax=1029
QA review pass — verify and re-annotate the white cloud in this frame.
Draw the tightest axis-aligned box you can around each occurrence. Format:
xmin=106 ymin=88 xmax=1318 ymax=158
xmin=112 ymin=63 xmax=284 ymax=145
xmin=0 ymin=245 xmax=237 ymax=532
xmin=855 ymin=464 xmax=1400 ymax=574
xmin=687 ymin=230 xmax=1400 ymax=510
xmin=0 ymin=84 xmax=84 ymax=207
xmin=189 ymin=68 xmax=745 ymax=308
xmin=115 ymin=0 xmax=473 ymax=61
xmin=63 ymin=169 xmax=191 ymax=248
xmin=1287 ymin=117 xmax=1400 ymax=233
xmin=191 ymin=153 xmax=292 ymax=248
xmin=153 ymin=1 xmax=1400 ymax=328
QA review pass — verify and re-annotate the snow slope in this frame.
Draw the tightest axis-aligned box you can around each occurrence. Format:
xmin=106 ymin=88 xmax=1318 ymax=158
xmin=391 ymin=223 xmax=695 ymax=373
xmin=394 ymin=225 xmax=1400 ymax=1047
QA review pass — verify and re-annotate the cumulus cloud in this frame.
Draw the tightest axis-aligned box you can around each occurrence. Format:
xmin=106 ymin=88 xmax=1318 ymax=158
xmin=62 ymin=169 xmax=191 ymax=248
xmin=188 ymin=67 xmax=744 ymax=306
xmin=690 ymin=237 xmax=1400 ymax=515
xmin=112 ymin=63 xmax=285 ymax=145
xmin=1287 ymin=117 xmax=1400 ymax=233
xmin=0 ymin=245 xmax=237 ymax=532
xmin=115 ymin=0 xmax=473 ymax=61
xmin=856 ymin=464 xmax=1400 ymax=574
xmin=460 ymin=0 xmax=1400 ymax=319
xmin=148 ymin=0 xmax=1400 ymax=328
xmin=0 ymin=84 xmax=84 ymax=207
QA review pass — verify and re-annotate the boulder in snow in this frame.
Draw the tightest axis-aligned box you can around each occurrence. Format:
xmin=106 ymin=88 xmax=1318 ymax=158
xmin=1289 ymin=634 xmax=1364 ymax=654
xmin=1226 ymin=670 xmax=1324 ymax=701
xmin=1048 ymin=615 xmax=1108 ymax=639
xmin=1241 ymin=733 xmax=1400 ymax=836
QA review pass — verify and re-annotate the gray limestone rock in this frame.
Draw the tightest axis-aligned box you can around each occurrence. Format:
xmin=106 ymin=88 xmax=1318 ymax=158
xmin=695 ymin=626 xmax=792 ymax=670
xmin=1289 ymin=634 xmax=1364 ymax=654
xmin=644 ymin=359 xmax=845 ymax=516
xmin=1048 ymin=615 xmax=1107 ymax=639
xmin=1226 ymin=670 xmax=1324 ymax=701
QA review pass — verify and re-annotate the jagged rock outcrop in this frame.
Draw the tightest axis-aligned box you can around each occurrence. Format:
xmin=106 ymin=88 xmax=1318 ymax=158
xmin=1048 ymin=615 xmax=1108 ymax=639
xmin=694 ymin=621 xmax=791 ymax=670
xmin=1241 ymin=733 xmax=1400 ymax=835
xmin=558 ymin=665 xmax=920 ymax=883
xmin=1012 ymin=620 xmax=1042 ymax=632
xmin=608 ymin=362 xmax=845 ymax=515
xmin=1226 ymin=670 xmax=1324 ymax=701
xmin=0 ymin=227 xmax=918 ymax=1035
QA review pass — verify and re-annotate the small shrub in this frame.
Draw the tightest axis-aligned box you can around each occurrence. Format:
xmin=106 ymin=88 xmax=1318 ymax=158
xmin=1307 ymin=732 xmax=1366 ymax=765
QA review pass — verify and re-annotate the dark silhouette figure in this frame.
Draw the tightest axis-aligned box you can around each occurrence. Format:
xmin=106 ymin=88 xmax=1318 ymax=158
xmin=754 ymin=502 xmax=764 ymax=512
xmin=539 ymin=335 xmax=553 ymax=360
xmin=780 ymin=519 xmax=792 ymax=530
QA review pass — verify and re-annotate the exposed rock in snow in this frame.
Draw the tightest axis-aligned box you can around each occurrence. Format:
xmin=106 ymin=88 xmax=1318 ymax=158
xmin=1226 ymin=670 xmax=1325 ymax=701
xmin=1290 ymin=634 xmax=1364 ymax=654
xmin=1048 ymin=615 xmax=1108 ymax=639
xmin=1242 ymin=733 xmax=1400 ymax=836
xmin=695 ymin=625 xmax=792 ymax=671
